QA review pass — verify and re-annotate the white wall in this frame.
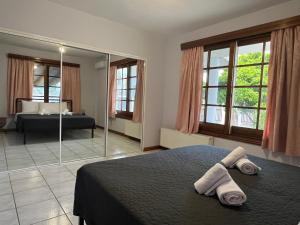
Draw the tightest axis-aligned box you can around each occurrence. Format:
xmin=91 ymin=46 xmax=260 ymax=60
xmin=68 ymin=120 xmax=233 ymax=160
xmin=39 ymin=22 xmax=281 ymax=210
xmin=161 ymin=0 xmax=300 ymax=166
xmin=0 ymin=42 xmax=107 ymax=124
xmin=0 ymin=0 xmax=166 ymax=147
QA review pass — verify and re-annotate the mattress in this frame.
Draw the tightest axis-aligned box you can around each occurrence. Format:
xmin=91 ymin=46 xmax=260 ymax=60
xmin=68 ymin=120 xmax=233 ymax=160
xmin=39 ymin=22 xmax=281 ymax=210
xmin=16 ymin=114 xmax=95 ymax=131
xmin=74 ymin=145 xmax=300 ymax=225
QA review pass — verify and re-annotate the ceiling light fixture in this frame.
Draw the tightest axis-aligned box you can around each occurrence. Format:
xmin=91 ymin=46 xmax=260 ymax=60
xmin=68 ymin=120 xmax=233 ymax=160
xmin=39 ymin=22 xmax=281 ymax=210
xmin=59 ymin=46 xmax=65 ymax=53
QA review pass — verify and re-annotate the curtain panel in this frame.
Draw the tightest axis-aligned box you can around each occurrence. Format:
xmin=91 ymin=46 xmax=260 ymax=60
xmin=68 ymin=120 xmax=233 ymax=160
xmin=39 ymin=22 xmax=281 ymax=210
xmin=176 ymin=47 xmax=203 ymax=134
xmin=108 ymin=66 xmax=117 ymax=118
xmin=62 ymin=66 xmax=81 ymax=113
xmin=7 ymin=57 xmax=34 ymax=114
xmin=132 ymin=60 xmax=144 ymax=122
xmin=262 ymin=26 xmax=300 ymax=156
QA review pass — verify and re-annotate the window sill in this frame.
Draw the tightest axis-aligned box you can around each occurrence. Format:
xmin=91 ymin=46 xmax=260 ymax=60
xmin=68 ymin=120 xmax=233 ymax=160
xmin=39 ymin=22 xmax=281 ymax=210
xmin=198 ymin=130 xmax=262 ymax=146
xmin=115 ymin=113 xmax=133 ymax=120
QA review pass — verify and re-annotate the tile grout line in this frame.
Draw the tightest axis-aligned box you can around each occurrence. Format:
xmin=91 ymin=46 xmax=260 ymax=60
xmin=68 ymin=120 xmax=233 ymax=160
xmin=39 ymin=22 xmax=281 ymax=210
xmin=8 ymin=173 xmax=21 ymax=225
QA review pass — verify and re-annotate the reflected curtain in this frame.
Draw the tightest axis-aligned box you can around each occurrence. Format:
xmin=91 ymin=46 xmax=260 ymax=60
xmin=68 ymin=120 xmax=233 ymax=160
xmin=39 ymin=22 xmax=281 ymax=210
xmin=108 ymin=66 xmax=117 ymax=118
xmin=7 ymin=57 xmax=34 ymax=114
xmin=262 ymin=26 xmax=300 ymax=156
xmin=176 ymin=47 xmax=203 ymax=134
xmin=62 ymin=66 xmax=81 ymax=113
xmin=133 ymin=60 xmax=144 ymax=122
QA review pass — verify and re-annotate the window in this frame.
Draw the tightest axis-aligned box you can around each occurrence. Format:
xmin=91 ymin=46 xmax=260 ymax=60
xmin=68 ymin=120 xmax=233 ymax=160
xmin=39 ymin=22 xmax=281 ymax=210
xmin=200 ymin=36 xmax=270 ymax=143
xmin=115 ymin=63 xmax=137 ymax=119
xmin=33 ymin=63 xmax=61 ymax=103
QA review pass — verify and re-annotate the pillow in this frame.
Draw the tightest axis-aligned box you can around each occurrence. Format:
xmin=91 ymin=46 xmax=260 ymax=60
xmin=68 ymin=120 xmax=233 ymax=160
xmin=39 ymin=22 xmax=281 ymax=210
xmin=22 ymin=101 xmax=39 ymax=113
xmin=38 ymin=102 xmax=68 ymax=114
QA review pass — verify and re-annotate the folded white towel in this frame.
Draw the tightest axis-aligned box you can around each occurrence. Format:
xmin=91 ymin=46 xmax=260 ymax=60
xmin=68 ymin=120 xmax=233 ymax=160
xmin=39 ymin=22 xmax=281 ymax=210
xmin=194 ymin=163 xmax=230 ymax=196
xmin=235 ymin=158 xmax=261 ymax=175
xmin=216 ymin=176 xmax=247 ymax=206
xmin=221 ymin=146 xmax=246 ymax=168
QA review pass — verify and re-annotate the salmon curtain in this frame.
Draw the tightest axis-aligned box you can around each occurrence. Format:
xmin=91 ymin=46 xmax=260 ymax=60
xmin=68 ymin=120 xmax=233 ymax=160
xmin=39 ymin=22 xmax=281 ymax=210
xmin=62 ymin=66 xmax=81 ymax=113
xmin=132 ymin=60 xmax=144 ymax=122
xmin=262 ymin=26 xmax=300 ymax=156
xmin=176 ymin=47 xmax=203 ymax=134
xmin=7 ymin=57 xmax=34 ymax=114
xmin=108 ymin=66 xmax=117 ymax=118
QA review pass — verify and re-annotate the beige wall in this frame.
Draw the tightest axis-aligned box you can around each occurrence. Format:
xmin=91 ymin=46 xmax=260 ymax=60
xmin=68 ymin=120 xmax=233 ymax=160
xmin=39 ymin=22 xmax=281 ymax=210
xmin=0 ymin=0 xmax=166 ymax=147
xmin=0 ymin=42 xmax=107 ymax=124
xmin=161 ymin=0 xmax=300 ymax=166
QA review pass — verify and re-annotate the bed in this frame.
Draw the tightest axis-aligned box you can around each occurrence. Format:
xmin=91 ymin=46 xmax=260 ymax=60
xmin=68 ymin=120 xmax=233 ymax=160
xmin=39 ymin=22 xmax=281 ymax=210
xmin=15 ymin=98 xmax=96 ymax=144
xmin=73 ymin=145 xmax=300 ymax=225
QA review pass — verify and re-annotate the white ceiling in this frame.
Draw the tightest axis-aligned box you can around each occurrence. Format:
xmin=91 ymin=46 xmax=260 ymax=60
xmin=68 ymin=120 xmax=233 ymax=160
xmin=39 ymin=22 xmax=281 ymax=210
xmin=48 ymin=0 xmax=290 ymax=34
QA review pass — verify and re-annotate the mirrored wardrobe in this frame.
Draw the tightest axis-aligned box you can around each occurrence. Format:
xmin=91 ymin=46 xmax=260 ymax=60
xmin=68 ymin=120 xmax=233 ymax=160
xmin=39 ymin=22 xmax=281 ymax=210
xmin=0 ymin=32 xmax=145 ymax=172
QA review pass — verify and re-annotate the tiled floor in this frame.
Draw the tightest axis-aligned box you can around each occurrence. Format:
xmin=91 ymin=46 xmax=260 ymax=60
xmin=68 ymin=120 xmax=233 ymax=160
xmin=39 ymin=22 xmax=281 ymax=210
xmin=0 ymin=151 xmax=150 ymax=225
xmin=0 ymin=128 xmax=141 ymax=172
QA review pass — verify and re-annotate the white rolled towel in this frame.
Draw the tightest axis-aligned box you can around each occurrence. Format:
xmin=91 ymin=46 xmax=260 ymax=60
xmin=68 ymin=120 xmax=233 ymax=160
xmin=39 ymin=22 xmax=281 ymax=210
xmin=216 ymin=176 xmax=247 ymax=206
xmin=194 ymin=163 xmax=231 ymax=196
xmin=235 ymin=158 xmax=261 ymax=175
xmin=221 ymin=146 xmax=247 ymax=168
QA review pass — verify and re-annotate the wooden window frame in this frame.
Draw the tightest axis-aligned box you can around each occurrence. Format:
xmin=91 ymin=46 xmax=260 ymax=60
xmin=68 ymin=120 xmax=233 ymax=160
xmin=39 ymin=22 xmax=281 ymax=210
xmin=199 ymin=35 xmax=270 ymax=145
xmin=111 ymin=58 xmax=137 ymax=120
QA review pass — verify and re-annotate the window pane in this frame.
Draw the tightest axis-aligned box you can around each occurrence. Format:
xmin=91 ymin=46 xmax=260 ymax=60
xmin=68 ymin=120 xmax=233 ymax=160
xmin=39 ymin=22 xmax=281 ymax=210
xmin=210 ymin=48 xmax=230 ymax=67
xmin=130 ymin=65 xmax=137 ymax=77
xmin=262 ymin=65 xmax=268 ymax=85
xmin=129 ymin=101 xmax=134 ymax=112
xmin=203 ymin=70 xmax=207 ymax=86
xmin=233 ymin=87 xmax=259 ymax=107
xmin=122 ymin=68 xmax=127 ymax=78
xmin=117 ymin=69 xmax=122 ymax=79
xmin=200 ymin=105 xmax=205 ymax=122
xmin=34 ymin=76 xmax=44 ymax=86
xmin=122 ymin=90 xmax=127 ymax=100
xmin=32 ymin=96 xmax=44 ymax=102
xmin=208 ymin=68 xmax=228 ymax=86
xmin=116 ymin=90 xmax=122 ymax=100
xmin=49 ymin=66 xmax=60 ymax=77
xmin=207 ymin=87 xmax=227 ymax=105
xmin=232 ymin=108 xmax=257 ymax=128
xmin=259 ymin=110 xmax=266 ymax=130
xmin=49 ymin=98 xmax=59 ymax=103
xmin=264 ymin=41 xmax=270 ymax=62
xmin=130 ymin=90 xmax=136 ymax=100
xmin=203 ymin=51 xmax=208 ymax=68
xmin=49 ymin=77 xmax=60 ymax=87
xmin=34 ymin=64 xmax=44 ymax=76
xmin=206 ymin=106 xmax=225 ymax=124
xmin=117 ymin=80 xmax=122 ymax=89
xmin=237 ymin=43 xmax=263 ymax=65
xmin=49 ymin=87 xmax=60 ymax=97
xmin=121 ymin=101 xmax=126 ymax=111
xmin=122 ymin=79 xmax=127 ymax=89
xmin=116 ymin=101 xmax=121 ymax=111
xmin=130 ymin=77 xmax=137 ymax=89
xmin=260 ymin=87 xmax=267 ymax=108
xmin=33 ymin=87 xmax=44 ymax=96
xmin=235 ymin=66 xmax=261 ymax=86
xmin=202 ymin=87 xmax=206 ymax=104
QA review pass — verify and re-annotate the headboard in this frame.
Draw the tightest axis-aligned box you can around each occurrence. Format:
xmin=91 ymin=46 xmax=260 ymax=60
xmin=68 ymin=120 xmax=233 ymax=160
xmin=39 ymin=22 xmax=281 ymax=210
xmin=16 ymin=98 xmax=73 ymax=113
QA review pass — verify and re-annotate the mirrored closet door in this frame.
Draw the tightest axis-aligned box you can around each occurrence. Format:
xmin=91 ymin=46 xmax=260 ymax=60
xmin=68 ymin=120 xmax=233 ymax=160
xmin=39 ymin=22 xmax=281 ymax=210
xmin=106 ymin=54 xmax=144 ymax=157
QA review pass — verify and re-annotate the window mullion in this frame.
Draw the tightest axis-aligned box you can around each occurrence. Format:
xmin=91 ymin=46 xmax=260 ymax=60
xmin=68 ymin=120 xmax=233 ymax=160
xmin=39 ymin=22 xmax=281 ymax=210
xmin=44 ymin=65 xmax=49 ymax=103
xmin=204 ymin=51 xmax=210 ymax=123
xmin=224 ymin=41 xmax=236 ymax=134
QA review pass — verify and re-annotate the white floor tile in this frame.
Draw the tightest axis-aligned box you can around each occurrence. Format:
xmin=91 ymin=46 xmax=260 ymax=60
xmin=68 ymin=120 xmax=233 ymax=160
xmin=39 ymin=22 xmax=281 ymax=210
xmin=0 ymin=194 xmax=15 ymax=212
xmin=31 ymin=215 xmax=71 ymax=225
xmin=57 ymin=194 xmax=74 ymax=213
xmin=9 ymin=170 xmax=41 ymax=182
xmin=11 ymin=176 xmax=47 ymax=193
xmin=0 ymin=181 xmax=12 ymax=196
xmin=50 ymin=180 xmax=75 ymax=198
xmin=0 ymin=208 xmax=19 ymax=225
xmin=17 ymin=199 xmax=64 ymax=225
xmin=43 ymin=171 xmax=75 ymax=185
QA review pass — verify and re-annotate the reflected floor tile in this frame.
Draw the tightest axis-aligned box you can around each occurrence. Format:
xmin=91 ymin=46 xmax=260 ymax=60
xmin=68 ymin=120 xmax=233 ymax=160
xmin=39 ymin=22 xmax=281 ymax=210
xmin=9 ymin=170 xmax=41 ymax=181
xmin=0 ymin=181 xmax=12 ymax=196
xmin=0 ymin=194 xmax=15 ymax=212
xmin=17 ymin=198 xmax=64 ymax=225
xmin=50 ymin=180 xmax=75 ymax=198
xmin=11 ymin=176 xmax=47 ymax=193
xmin=39 ymin=166 xmax=69 ymax=176
xmin=0 ymin=173 xmax=9 ymax=183
xmin=14 ymin=186 xmax=54 ymax=207
xmin=57 ymin=194 xmax=74 ymax=213
xmin=32 ymin=215 xmax=71 ymax=225
xmin=43 ymin=171 xmax=75 ymax=186
xmin=0 ymin=208 xmax=19 ymax=225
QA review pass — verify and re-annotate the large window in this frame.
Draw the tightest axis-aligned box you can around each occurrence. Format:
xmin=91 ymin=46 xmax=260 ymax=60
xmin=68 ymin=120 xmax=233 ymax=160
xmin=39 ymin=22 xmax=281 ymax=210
xmin=200 ymin=36 xmax=270 ymax=143
xmin=115 ymin=62 xmax=137 ymax=119
xmin=33 ymin=63 xmax=61 ymax=102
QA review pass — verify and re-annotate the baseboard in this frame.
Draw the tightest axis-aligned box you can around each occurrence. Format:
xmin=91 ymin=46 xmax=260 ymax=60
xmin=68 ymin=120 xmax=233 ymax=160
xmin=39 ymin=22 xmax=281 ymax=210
xmin=143 ymin=145 xmax=168 ymax=151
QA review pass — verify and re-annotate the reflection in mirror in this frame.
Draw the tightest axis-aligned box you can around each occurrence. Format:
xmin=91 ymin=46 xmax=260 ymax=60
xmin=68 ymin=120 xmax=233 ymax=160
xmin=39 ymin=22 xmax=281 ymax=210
xmin=0 ymin=32 xmax=62 ymax=171
xmin=60 ymin=46 xmax=108 ymax=162
xmin=107 ymin=55 xmax=144 ymax=157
